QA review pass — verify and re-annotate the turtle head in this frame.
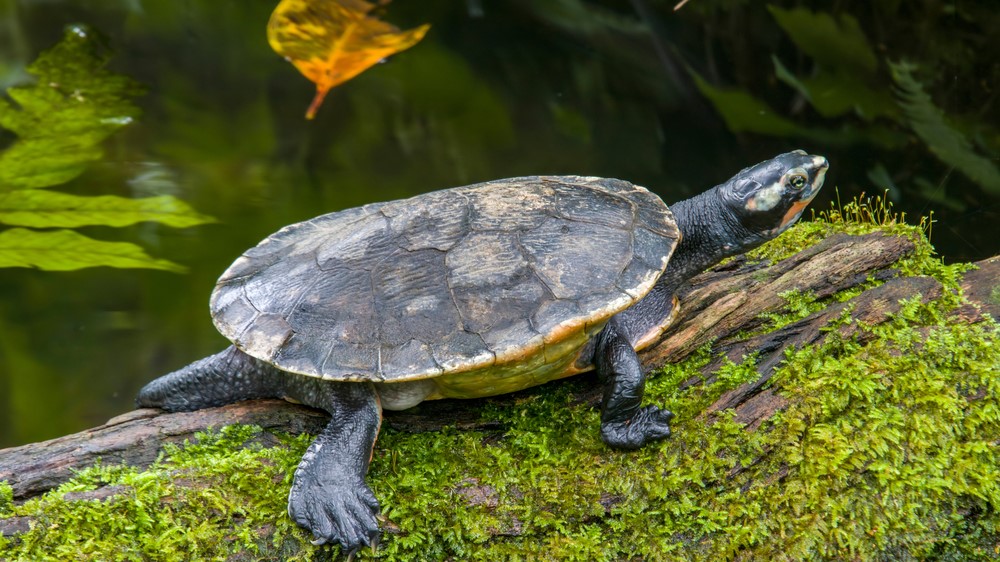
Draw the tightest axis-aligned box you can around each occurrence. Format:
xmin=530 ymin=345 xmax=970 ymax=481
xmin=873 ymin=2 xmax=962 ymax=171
xmin=717 ymin=149 xmax=829 ymax=240
xmin=656 ymin=151 xmax=828 ymax=293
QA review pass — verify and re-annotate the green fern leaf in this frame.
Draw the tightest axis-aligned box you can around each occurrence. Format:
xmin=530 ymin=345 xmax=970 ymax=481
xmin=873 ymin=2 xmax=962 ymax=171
xmin=890 ymin=61 xmax=1000 ymax=195
xmin=0 ymin=28 xmax=211 ymax=272
xmin=0 ymin=190 xmax=216 ymax=228
xmin=768 ymin=6 xmax=877 ymax=76
xmin=0 ymin=26 xmax=142 ymax=191
xmin=0 ymin=228 xmax=184 ymax=272
xmin=690 ymin=71 xmax=800 ymax=136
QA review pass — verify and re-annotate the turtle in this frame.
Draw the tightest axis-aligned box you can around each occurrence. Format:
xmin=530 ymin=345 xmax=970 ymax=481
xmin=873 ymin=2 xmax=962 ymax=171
xmin=137 ymin=150 xmax=828 ymax=553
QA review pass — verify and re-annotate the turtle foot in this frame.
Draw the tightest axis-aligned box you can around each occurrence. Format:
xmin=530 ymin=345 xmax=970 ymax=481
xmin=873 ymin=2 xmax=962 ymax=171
xmin=288 ymin=477 xmax=381 ymax=553
xmin=601 ymin=405 xmax=674 ymax=450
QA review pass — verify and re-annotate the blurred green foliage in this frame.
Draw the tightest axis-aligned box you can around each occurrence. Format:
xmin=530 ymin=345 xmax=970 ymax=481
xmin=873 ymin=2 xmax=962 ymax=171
xmin=890 ymin=61 xmax=1000 ymax=196
xmin=682 ymin=3 xmax=999 ymax=212
xmin=0 ymin=26 xmax=212 ymax=271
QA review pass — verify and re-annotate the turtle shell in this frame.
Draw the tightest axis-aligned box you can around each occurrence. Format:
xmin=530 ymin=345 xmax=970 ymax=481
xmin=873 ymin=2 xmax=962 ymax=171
xmin=210 ymin=176 xmax=679 ymax=383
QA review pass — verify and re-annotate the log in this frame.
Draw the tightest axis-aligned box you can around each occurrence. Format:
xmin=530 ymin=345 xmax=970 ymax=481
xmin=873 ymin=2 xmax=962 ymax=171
xmin=0 ymin=401 xmax=329 ymax=502
xmin=2 ymin=232 xmax=997 ymax=550
xmin=643 ymin=231 xmax=918 ymax=364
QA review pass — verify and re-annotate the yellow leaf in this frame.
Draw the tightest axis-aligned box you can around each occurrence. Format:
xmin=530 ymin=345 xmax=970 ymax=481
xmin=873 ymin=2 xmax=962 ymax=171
xmin=267 ymin=0 xmax=430 ymax=119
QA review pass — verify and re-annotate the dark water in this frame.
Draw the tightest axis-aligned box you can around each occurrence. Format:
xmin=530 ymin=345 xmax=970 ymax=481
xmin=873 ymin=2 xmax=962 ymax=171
xmin=2 ymin=0 xmax=997 ymax=447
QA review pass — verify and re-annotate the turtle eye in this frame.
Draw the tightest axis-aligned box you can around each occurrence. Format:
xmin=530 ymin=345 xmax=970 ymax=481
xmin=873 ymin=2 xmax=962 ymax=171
xmin=789 ymin=174 xmax=808 ymax=190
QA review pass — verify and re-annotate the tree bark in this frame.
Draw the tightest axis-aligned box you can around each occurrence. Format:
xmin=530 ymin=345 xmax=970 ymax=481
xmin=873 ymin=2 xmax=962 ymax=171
xmin=2 ymin=232 xmax=997 ymax=529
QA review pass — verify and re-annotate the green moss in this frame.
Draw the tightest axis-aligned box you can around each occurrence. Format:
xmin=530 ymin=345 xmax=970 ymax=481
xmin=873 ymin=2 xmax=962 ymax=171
xmin=756 ymin=299 xmax=1000 ymax=559
xmin=746 ymin=191 xmax=971 ymax=337
xmin=746 ymin=190 xmax=934 ymax=268
xmin=0 ymin=480 xmax=12 ymax=515
xmin=2 ymin=219 xmax=998 ymax=561
xmin=0 ymin=426 xmax=320 ymax=561
xmin=753 ymin=288 xmax=826 ymax=335
xmin=988 ymin=283 xmax=1000 ymax=307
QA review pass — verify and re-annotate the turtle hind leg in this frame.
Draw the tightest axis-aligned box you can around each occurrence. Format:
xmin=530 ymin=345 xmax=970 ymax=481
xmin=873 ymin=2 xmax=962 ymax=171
xmin=283 ymin=378 xmax=382 ymax=553
xmin=136 ymin=345 xmax=286 ymax=412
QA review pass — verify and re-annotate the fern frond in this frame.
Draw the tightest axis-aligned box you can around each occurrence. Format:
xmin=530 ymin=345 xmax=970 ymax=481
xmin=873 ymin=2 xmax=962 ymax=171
xmin=890 ymin=61 xmax=1000 ymax=195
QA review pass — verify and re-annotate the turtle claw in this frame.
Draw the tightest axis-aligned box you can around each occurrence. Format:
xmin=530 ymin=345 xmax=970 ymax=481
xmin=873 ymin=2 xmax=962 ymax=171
xmin=288 ymin=478 xmax=381 ymax=553
xmin=601 ymin=405 xmax=674 ymax=450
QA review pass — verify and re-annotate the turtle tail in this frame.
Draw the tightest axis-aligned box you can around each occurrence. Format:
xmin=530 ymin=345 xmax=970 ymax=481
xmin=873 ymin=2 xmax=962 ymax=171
xmin=136 ymin=345 xmax=286 ymax=412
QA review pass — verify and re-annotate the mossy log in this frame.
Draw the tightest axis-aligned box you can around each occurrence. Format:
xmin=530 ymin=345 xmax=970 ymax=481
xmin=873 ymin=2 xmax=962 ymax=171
xmin=2 ymin=232 xmax=999 ymax=559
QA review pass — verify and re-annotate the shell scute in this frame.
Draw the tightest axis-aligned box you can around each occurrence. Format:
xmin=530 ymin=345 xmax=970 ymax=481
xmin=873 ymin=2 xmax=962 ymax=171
xmin=519 ymin=216 xmax=632 ymax=300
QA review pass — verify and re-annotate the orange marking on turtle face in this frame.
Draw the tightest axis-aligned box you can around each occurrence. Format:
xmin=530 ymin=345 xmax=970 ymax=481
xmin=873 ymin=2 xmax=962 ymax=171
xmin=779 ymin=199 xmax=811 ymax=230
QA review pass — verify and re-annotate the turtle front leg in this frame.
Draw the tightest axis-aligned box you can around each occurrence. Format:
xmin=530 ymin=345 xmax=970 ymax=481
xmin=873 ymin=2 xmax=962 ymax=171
xmin=594 ymin=320 xmax=673 ymax=450
xmin=283 ymin=378 xmax=383 ymax=553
